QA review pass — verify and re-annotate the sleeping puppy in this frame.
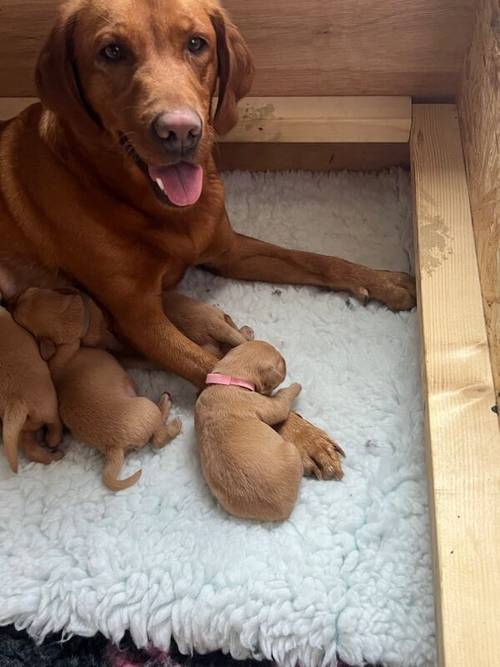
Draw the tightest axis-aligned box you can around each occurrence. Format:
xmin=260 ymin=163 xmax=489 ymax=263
xmin=14 ymin=288 xmax=182 ymax=491
xmin=14 ymin=286 xmax=123 ymax=357
xmin=0 ymin=303 xmax=63 ymax=472
xmin=195 ymin=340 xmax=303 ymax=522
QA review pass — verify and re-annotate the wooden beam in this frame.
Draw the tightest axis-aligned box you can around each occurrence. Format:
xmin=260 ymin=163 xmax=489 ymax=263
xmin=216 ymin=142 xmax=409 ymax=172
xmin=458 ymin=0 xmax=500 ymax=407
xmin=0 ymin=97 xmax=37 ymax=121
xmin=218 ymin=97 xmax=411 ymax=143
xmin=411 ymin=104 xmax=500 ymax=667
xmin=1 ymin=96 xmax=411 ymax=144
xmin=0 ymin=0 xmax=473 ymax=99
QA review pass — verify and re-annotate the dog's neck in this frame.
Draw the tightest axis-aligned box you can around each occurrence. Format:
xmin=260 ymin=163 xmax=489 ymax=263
xmin=210 ymin=360 xmax=267 ymax=395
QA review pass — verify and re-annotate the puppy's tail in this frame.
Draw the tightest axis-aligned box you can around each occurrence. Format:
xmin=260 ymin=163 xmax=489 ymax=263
xmin=103 ymin=448 xmax=142 ymax=492
xmin=2 ymin=402 xmax=28 ymax=473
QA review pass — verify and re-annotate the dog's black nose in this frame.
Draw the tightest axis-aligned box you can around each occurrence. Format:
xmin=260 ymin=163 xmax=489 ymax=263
xmin=152 ymin=109 xmax=202 ymax=153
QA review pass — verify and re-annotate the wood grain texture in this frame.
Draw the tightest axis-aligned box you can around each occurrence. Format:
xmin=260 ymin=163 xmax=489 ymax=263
xmin=458 ymin=0 xmax=500 ymax=405
xmin=411 ymin=104 xmax=500 ymax=667
xmin=0 ymin=96 xmax=411 ymax=143
xmin=216 ymin=142 xmax=409 ymax=172
xmin=0 ymin=0 xmax=473 ymax=98
xmin=0 ymin=97 xmax=410 ymax=170
xmin=219 ymin=97 xmax=411 ymax=143
xmin=0 ymin=97 xmax=38 ymax=121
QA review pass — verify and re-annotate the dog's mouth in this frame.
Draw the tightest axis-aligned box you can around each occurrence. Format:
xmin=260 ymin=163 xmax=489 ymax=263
xmin=119 ymin=133 xmax=204 ymax=208
xmin=147 ymin=163 xmax=203 ymax=208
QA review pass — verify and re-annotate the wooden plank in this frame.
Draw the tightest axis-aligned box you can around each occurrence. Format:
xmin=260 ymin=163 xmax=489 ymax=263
xmin=0 ymin=97 xmax=37 ymax=121
xmin=216 ymin=142 xmax=409 ymax=172
xmin=0 ymin=0 xmax=473 ymax=98
xmin=411 ymin=104 xmax=500 ymax=667
xmin=458 ymin=0 xmax=500 ymax=408
xmin=0 ymin=96 xmax=411 ymax=144
xmin=218 ymin=97 xmax=411 ymax=143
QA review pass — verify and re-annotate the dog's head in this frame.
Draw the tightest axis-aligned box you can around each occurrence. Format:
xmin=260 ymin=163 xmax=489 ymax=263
xmin=36 ymin=0 xmax=254 ymax=208
xmin=213 ymin=341 xmax=287 ymax=395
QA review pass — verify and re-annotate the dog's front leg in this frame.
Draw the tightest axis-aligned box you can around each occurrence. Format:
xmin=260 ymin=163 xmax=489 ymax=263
xmin=203 ymin=230 xmax=416 ymax=311
xmin=110 ymin=290 xmax=217 ymax=388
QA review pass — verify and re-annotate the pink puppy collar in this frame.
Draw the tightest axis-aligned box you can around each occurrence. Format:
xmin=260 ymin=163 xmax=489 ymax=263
xmin=206 ymin=373 xmax=256 ymax=392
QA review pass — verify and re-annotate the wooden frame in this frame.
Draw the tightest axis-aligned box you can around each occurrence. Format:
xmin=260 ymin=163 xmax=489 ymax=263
xmin=411 ymin=105 xmax=500 ymax=667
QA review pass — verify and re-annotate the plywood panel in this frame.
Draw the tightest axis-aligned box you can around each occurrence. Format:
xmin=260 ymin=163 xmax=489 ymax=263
xmin=458 ymin=0 xmax=500 ymax=406
xmin=0 ymin=0 xmax=473 ymax=98
xmin=411 ymin=104 xmax=500 ymax=667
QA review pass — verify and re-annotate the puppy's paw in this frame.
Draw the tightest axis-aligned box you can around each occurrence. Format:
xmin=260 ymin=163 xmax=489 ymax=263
xmin=239 ymin=326 xmax=255 ymax=341
xmin=167 ymin=417 xmax=182 ymax=439
xmin=159 ymin=392 xmax=172 ymax=417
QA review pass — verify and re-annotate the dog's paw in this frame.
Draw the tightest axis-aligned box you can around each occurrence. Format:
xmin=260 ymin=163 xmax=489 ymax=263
xmin=355 ymin=270 xmax=416 ymax=311
xmin=278 ymin=411 xmax=345 ymax=481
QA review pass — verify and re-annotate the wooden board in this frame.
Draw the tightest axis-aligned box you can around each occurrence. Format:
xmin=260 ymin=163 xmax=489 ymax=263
xmin=0 ymin=97 xmax=38 ymax=122
xmin=458 ymin=0 xmax=500 ymax=407
xmin=0 ymin=96 xmax=411 ymax=146
xmin=219 ymin=97 xmax=411 ymax=143
xmin=216 ymin=142 xmax=409 ymax=172
xmin=411 ymin=104 xmax=500 ymax=667
xmin=0 ymin=0 xmax=473 ymax=99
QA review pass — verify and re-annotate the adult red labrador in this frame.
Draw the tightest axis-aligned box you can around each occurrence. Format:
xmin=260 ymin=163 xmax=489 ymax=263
xmin=0 ymin=0 xmax=415 ymax=480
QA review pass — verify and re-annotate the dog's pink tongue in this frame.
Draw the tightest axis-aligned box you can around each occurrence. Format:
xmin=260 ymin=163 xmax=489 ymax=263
xmin=149 ymin=163 xmax=203 ymax=207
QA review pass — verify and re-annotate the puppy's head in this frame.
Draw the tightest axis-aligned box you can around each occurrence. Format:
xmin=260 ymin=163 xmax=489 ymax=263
xmin=36 ymin=0 xmax=254 ymax=209
xmin=14 ymin=287 xmax=86 ymax=347
xmin=214 ymin=340 xmax=287 ymax=395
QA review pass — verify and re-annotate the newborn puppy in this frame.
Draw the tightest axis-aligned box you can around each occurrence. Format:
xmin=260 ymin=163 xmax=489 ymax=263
xmin=14 ymin=286 xmax=123 ymax=358
xmin=0 ymin=304 xmax=63 ymax=472
xmin=164 ymin=291 xmax=254 ymax=359
xmin=195 ymin=341 xmax=303 ymax=522
xmin=14 ymin=288 xmax=181 ymax=491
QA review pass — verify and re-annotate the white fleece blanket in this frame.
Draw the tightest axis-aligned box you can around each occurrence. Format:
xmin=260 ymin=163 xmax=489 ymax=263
xmin=0 ymin=170 xmax=436 ymax=667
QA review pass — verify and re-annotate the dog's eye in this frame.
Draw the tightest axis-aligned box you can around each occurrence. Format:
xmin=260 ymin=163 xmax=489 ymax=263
xmin=187 ymin=36 xmax=207 ymax=54
xmin=101 ymin=43 xmax=125 ymax=62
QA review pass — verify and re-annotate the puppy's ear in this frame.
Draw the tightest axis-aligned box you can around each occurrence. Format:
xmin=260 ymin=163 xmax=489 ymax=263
xmin=39 ymin=338 xmax=57 ymax=362
xmin=35 ymin=4 xmax=102 ymax=131
xmin=259 ymin=353 xmax=287 ymax=392
xmin=210 ymin=10 xmax=254 ymax=135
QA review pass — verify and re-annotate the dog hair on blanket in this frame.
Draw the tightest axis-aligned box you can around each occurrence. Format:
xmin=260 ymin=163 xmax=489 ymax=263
xmin=13 ymin=287 xmax=182 ymax=491
xmin=0 ymin=304 xmax=63 ymax=473
xmin=195 ymin=340 xmax=303 ymax=522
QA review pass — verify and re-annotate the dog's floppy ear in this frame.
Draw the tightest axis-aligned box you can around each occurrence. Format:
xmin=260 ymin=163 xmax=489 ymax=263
xmin=35 ymin=4 xmax=102 ymax=131
xmin=210 ymin=10 xmax=254 ymax=135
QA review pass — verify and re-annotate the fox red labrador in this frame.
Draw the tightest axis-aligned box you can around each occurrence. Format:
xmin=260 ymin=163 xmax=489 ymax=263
xmin=0 ymin=0 xmax=415 ymax=480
